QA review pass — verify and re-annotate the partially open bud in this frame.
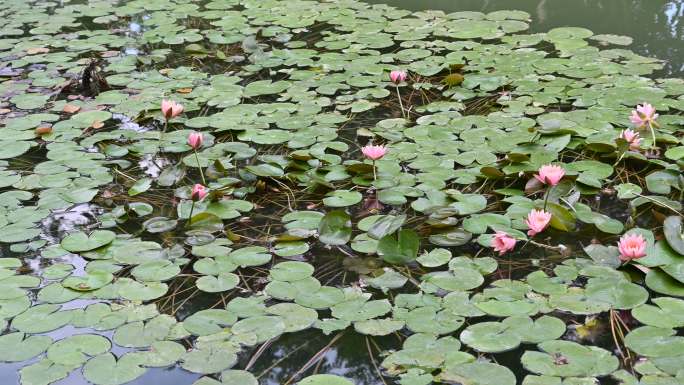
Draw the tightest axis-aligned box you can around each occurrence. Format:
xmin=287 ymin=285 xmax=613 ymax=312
xmin=191 ymin=184 xmax=208 ymax=201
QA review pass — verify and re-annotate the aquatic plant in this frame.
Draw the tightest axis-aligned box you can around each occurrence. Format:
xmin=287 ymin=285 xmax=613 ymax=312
xmin=525 ymin=209 xmax=552 ymax=236
xmin=618 ymin=233 xmax=647 ymax=261
xmin=492 ymin=232 xmax=517 ymax=255
xmin=361 ymin=144 xmax=387 ymax=182
xmin=0 ymin=0 xmax=682 ymax=384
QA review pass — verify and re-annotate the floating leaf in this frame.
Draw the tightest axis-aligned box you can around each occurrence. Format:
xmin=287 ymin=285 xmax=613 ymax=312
xmin=83 ymin=353 xmax=147 ymax=385
xmin=377 ymin=229 xmax=420 ymax=264
xmin=0 ymin=332 xmax=52 ymax=362
xmin=522 ymin=340 xmax=618 ymax=377
xmin=663 ymin=216 xmax=684 ymax=255
xmin=61 ymin=231 xmax=116 ymax=252
xmin=441 ymin=362 xmax=515 ymax=385
xmin=196 ymin=273 xmax=239 ymax=293
xmin=128 ymin=178 xmax=152 ymax=196
xmin=299 ymin=374 xmax=355 ymax=385
xmin=318 ymin=210 xmax=352 ymax=246
xmin=62 ymin=271 xmax=114 ymax=291
xmin=322 ymin=190 xmax=362 ymax=207
xmin=47 ymin=334 xmax=111 ymax=367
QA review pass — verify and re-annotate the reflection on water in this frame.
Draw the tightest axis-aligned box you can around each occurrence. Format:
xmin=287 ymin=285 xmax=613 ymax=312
xmin=367 ymin=0 xmax=684 ymax=77
xmin=246 ymin=330 xmax=397 ymax=385
xmin=40 ymin=204 xmax=103 ymax=244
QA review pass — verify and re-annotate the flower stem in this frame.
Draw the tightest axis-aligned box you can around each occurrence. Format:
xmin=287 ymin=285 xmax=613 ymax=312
xmin=194 ymin=150 xmax=206 ymax=185
xmin=372 ymin=160 xmax=377 ymax=183
xmin=543 ymin=185 xmax=553 ymax=211
xmin=186 ymin=201 xmax=195 ymax=228
xmin=527 ymin=239 xmax=566 ymax=253
xmin=396 ymin=86 xmax=405 ymax=119
xmin=648 ymin=121 xmax=657 ymax=148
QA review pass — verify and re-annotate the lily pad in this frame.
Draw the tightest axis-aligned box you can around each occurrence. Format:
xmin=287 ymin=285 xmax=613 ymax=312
xmin=83 ymin=353 xmax=147 ymax=385
xmin=61 ymin=231 xmax=116 ymax=252
xmin=299 ymin=375 xmax=354 ymax=385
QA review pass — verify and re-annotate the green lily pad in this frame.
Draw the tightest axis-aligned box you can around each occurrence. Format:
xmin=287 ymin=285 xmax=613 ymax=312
xmin=196 ymin=273 xmax=239 ymax=292
xmin=354 ymin=319 xmax=405 ymax=336
xmin=441 ymin=362 xmax=515 ymax=385
xmin=632 ymin=297 xmax=684 ymax=328
xmin=624 ymin=326 xmax=684 ymax=358
xmin=0 ymin=332 xmax=52 ymax=362
xmin=183 ymin=309 xmax=237 ymax=336
xmin=19 ymin=359 xmax=71 ymax=385
xmin=269 ymin=261 xmax=314 ymax=282
xmin=299 ymin=375 xmax=354 ymax=385
xmin=47 ymin=334 xmax=111 ymax=367
xmin=131 ymin=260 xmax=180 ymax=282
xmin=663 ymin=216 xmax=684 ymax=255
xmin=128 ymin=178 xmax=152 ymax=196
xmin=11 ymin=304 xmax=73 ymax=333
xmin=318 ymin=210 xmax=352 ymax=246
xmin=322 ymin=190 xmax=362 ymax=207
xmin=61 ymin=230 xmax=116 ymax=252
xmin=377 ymin=229 xmax=420 ymax=264
xmin=220 ymin=370 xmax=258 ymax=385
xmin=62 ymin=271 xmax=114 ymax=291
xmin=522 ymin=340 xmax=618 ymax=377
xmin=231 ymin=316 xmax=286 ymax=343
xmin=83 ymin=353 xmax=147 ymax=385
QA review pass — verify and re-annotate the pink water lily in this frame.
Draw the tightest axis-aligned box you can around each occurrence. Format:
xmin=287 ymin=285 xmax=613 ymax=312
xmin=188 ymin=131 xmax=203 ymax=150
xmin=361 ymin=144 xmax=388 ymax=161
xmin=389 ymin=70 xmax=407 ymax=84
xmin=525 ymin=209 xmax=552 ymax=236
xmin=630 ymin=103 xmax=658 ymax=128
xmin=534 ymin=164 xmax=565 ymax=186
xmin=620 ymin=129 xmax=642 ymax=151
xmin=618 ymin=233 xmax=647 ymax=261
xmin=191 ymin=184 xmax=208 ymax=201
xmin=161 ymin=99 xmax=184 ymax=120
xmin=492 ymin=231 xmax=516 ymax=255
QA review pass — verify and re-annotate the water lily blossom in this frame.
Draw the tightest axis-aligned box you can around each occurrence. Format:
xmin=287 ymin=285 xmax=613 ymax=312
xmin=492 ymin=232 xmax=516 ymax=255
xmin=620 ymin=129 xmax=642 ymax=151
xmin=188 ymin=131 xmax=203 ymax=150
xmin=190 ymin=184 xmax=208 ymax=201
xmin=618 ymin=233 xmax=647 ymax=261
xmin=630 ymin=103 xmax=658 ymax=128
xmin=362 ymin=144 xmax=388 ymax=183
xmin=389 ymin=70 xmax=408 ymax=118
xmin=362 ymin=144 xmax=388 ymax=160
xmin=161 ymin=99 xmax=184 ymax=121
xmin=534 ymin=164 xmax=565 ymax=186
xmin=187 ymin=131 xmax=206 ymax=184
xmin=389 ymin=70 xmax=407 ymax=84
xmin=525 ymin=209 xmax=552 ymax=236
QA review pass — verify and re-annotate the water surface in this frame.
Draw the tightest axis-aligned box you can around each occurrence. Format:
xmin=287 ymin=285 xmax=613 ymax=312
xmin=367 ymin=0 xmax=684 ymax=77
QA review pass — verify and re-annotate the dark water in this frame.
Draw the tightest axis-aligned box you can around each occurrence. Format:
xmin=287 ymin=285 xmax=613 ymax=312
xmin=367 ymin=0 xmax=684 ymax=77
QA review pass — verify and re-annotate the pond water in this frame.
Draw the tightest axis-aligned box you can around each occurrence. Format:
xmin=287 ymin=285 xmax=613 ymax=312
xmin=1 ymin=0 xmax=684 ymax=385
xmin=368 ymin=0 xmax=684 ymax=77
